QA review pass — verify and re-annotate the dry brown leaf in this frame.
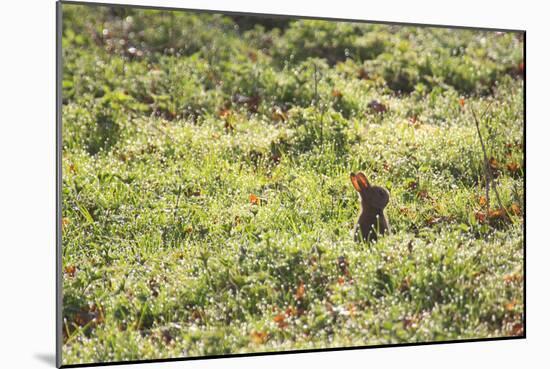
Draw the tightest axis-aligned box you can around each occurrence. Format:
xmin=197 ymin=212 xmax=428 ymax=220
xmin=511 ymin=322 xmax=524 ymax=336
xmin=475 ymin=211 xmax=486 ymax=223
xmin=250 ymin=330 xmax=268 ymax=344
xmin=64 ymin=265 xmax=76 ymax=277
xmin=62 ymin=217 xmax=70 ymax=231
xmin=507 ymin=162 xmax=520 ymax=173
xmin=488 ymin=157 xmax=500 ymax=170
xmin=510 ymin=203 xmax=521 ymax=216
xmin=357 ymin=68 xmax=369 ymax=80
xmin=478 ymin=196 xmax=487 ymax=207
xmin=331 ymin=89 xmax=343 ymax=99
xmin=488 ymin=208 xmax=507 ymax=219
xmin=273 ymin=313 xmax=288 ymax=328
xmin=294 ymin=281 xmax=305 ymax=300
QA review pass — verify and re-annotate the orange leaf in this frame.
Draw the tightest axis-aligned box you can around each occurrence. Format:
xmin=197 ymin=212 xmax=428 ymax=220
xmin=249 ymin=194 xmax=260 ymax=205
xmin=488 ymin=208 xmax=506 ymax=219
xmin=507 ymin=162 xmax=520 ymax=173
xmin=64 ymin=265 xmax=76 ymax=277
xmin=488 ymin=157 xmax=500 ymax=170
xmin=510 ymin=203 xmax=521 ymax=216
xmin=337 ymin=276 xmax=345 ymax=285
xmin=62 ymin=217 xmax=70 ymax=230
xmin=459 ymin=98 xmax=465 ymax=107
xmin=218 ymin=107 xmax=232 ymax=119
xmin=474 ymin=211 xmax=486 ymax=223
xmin=250 ymin=330 xmax=268 ymax=344
xmin=273 ymin=313 xmax=288 ymax=328
xmin=331 ymin=89 xmax=343 ymax=98
xmin=505 ymin=300 xmax=517 ymax=311
xmin=294 ymin=281 xmax=305 ymax=300
xmin=478 ymin=196 xmax=487 ymax=206
xmin=503 ymin=273 xmax=522 ymax=284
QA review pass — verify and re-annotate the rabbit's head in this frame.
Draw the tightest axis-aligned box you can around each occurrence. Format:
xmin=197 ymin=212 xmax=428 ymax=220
xmin=350 ymin=172 xmax=389 ymax=209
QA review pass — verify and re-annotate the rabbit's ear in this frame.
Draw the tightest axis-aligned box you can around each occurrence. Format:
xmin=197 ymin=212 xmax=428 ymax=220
xmin=350 ymin=173 xmax=362 ymax=192
xmin=350 ymin=172 xmax=369 ymax=192
xmin=356 ymin=172 xmax=370 ymax=189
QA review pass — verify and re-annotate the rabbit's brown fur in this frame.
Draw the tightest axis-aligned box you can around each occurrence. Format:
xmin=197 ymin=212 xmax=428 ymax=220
xmin=350 ymin=172 xmax=390 ymax=242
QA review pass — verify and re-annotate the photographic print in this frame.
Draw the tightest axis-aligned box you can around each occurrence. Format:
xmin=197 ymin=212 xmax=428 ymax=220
xmin=58 ymin=1 xmax=525 ymax=366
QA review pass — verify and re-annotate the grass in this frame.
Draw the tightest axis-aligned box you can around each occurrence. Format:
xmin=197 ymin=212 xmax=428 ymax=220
xmin=60 ymin=4 xmax=524 ymax=365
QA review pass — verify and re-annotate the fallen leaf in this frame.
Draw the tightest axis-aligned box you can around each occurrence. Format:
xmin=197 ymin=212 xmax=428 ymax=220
xmin=459 ymin=98 xmax=465 ymax=107
xmin=507 ymin=162 xmax=520 ymax=173
xmin=357 ymin=68 xmax=369 ymax=80
xmin=505 ymin=300 xmax=517 ymax=311
xmin=503 ymin=273 xmax=522 ymax=284
xmin=294 ymin=281 xmax=305 ymax=300
xmin=249 ymin=194 xmax=260 ymax=205
xmin=488 ymin=208 xmax=506 ymax=219
xmin=511 ymin=322 xmax=524 ymax=336
xmin=62 ymin=217 xmax=70 ymax=230
xmin=510 ymin=203 xmax=521 ymax=216
xmin=474 ymin=211 xmax=486 ymax=223
xmin=250 ymin=330 xmax=268 ymax=344
xmin=479 ymin=196 xmax=487 ymax=207
xmin=331 ymin=89 xmax=343 ymax=99
xmin=273 ymin=313 xmax=288 ymax=328
xmin=64 ymin=265 xmax=76 ymax=277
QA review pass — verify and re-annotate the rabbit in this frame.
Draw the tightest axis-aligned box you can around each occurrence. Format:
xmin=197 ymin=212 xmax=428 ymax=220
xmin=350 ymin=172 xmax=390 ymax=242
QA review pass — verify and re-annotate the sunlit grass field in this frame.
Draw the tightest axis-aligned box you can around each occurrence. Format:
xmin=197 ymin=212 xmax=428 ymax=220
xmin=60 ymin=4 xmax=524 ymax=365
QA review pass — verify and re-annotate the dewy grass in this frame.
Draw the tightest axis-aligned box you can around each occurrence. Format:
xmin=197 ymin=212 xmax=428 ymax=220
xmin=60 ymin=3 xmax=524 ymax=365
